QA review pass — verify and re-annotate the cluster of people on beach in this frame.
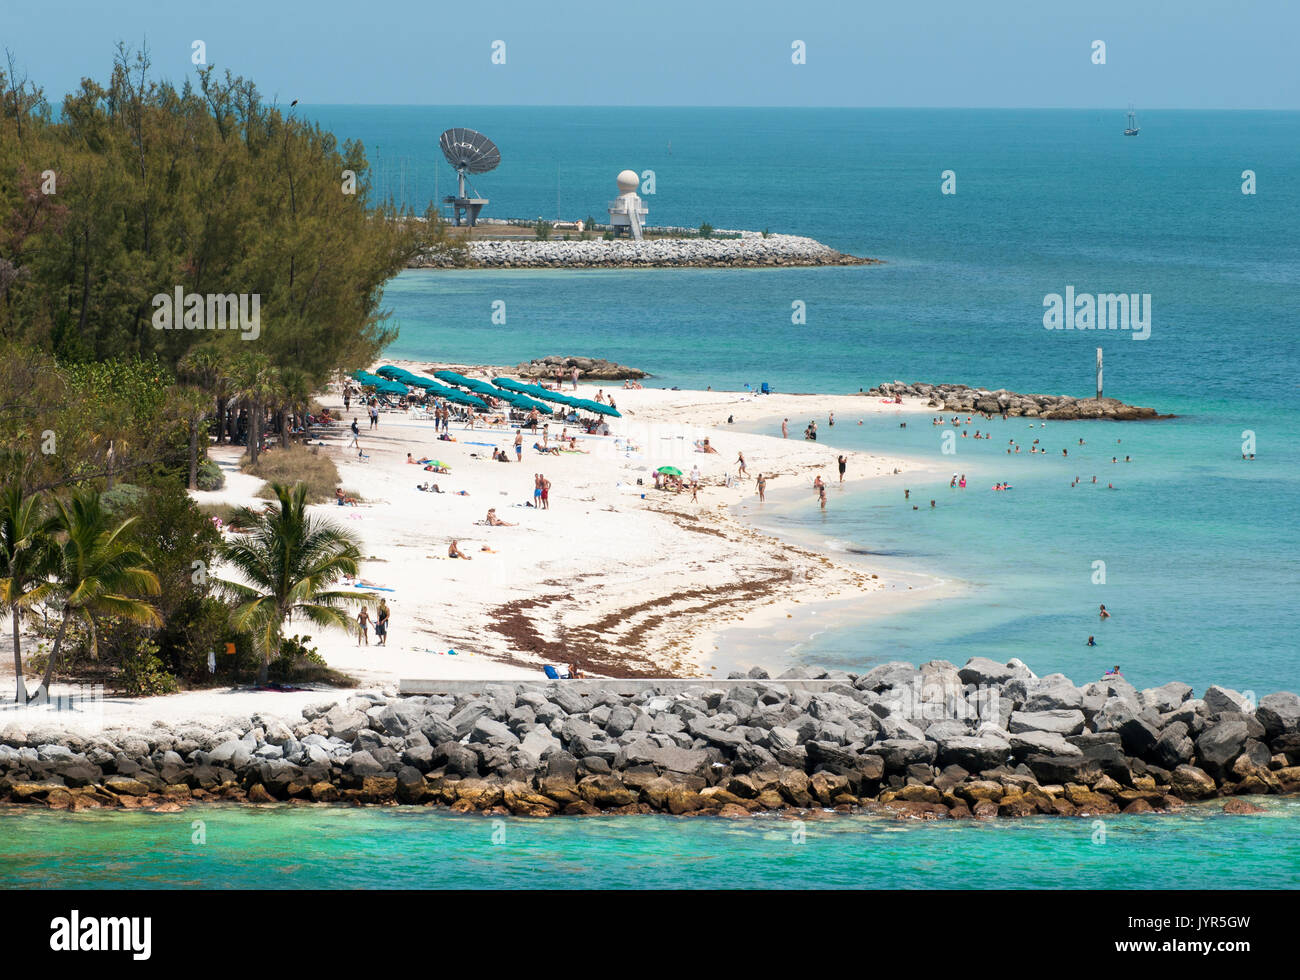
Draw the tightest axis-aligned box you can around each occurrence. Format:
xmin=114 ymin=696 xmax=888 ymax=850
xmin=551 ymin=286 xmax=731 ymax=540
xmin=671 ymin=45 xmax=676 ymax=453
xmin=355 ymin=599 xmax=391 ymax=646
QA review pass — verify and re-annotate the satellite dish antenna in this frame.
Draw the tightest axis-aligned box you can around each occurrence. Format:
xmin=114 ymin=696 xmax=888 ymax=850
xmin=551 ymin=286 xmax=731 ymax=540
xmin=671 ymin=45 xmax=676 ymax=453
xmin=439 ymin=128 xmax=501 ymax=227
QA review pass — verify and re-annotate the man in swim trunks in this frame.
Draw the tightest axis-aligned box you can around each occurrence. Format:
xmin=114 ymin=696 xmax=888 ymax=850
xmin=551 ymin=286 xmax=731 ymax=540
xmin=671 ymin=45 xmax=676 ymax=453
xmin=448 ymin=540 xmax=472 ymax=559
xmin=838 ymin=455 xmax=847 ymax=482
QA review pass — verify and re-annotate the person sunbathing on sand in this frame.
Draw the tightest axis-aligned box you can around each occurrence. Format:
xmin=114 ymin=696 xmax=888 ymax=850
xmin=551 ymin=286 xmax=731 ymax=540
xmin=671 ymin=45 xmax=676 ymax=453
xmin=406 ymin=453 xmax=417 ymax=464
xmin=485 ymin=508 xmax=516 ymax=526
xmin=335 ymin=488 xmax=358 ymax=506
xmin=448 ymin=540 xmax=472 ymax=559
xmin=699 ymin=438 xmax=719 ymax=454
xmin=534 ymin=443 xmax=561 ymax=456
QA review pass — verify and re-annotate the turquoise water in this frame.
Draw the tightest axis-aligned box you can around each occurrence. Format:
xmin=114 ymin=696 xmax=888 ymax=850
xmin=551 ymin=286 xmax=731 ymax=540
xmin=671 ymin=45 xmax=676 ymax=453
xmin=4 ymin=801 xmax=1299 ymax=889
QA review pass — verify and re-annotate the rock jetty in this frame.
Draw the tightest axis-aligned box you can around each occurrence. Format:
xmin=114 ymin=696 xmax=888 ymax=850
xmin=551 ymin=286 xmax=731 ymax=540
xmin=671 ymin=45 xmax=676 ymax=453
xmin=411 ymin=233 xmax=876 ymax=270
xmin=869 ymin=381 xmax=1165 ymax=420
xmin=515 ymin=355 xmax=645 ymax=381
xmin=3 ymin=659 xmax=1297 ymax=819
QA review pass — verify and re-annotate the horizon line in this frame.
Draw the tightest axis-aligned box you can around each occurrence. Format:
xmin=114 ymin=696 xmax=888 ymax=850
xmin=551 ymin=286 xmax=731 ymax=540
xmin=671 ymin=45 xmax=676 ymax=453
xmin=290 ymin=103 xmax=1297 ymax=112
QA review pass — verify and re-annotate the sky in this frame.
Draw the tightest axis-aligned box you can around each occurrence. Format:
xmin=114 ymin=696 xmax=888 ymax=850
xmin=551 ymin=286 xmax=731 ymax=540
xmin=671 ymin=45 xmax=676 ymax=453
xmin=2 ymin=0 xmax=1296 ymax=109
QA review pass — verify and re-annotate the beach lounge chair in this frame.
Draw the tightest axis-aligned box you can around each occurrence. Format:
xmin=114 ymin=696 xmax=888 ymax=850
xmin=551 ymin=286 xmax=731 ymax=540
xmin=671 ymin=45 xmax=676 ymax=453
xmin=761 ymin=382 xmax=771 ymax=394
xmin=542 ymin=665 xmax=571 ymax=680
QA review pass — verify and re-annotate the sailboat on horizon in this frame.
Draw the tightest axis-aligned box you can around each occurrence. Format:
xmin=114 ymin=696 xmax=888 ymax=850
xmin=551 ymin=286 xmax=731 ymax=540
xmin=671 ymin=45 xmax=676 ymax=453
xmin=1124 ymin=104 xmax=1140 ymax=136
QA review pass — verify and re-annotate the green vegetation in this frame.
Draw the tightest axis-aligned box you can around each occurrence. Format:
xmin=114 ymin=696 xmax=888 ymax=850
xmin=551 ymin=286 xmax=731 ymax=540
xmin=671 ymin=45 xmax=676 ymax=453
xmin=534 ymin=219 xmax=553 ymax=240
xmin=0 ymin=45 xmax=422 ymax=378
xmin=216 ymin=483 xmax=367 ymax=686
xmin=0 ymin=49 xmax=398 ymax=698
xmin=699 ymin=221 xmax=715 ymax=239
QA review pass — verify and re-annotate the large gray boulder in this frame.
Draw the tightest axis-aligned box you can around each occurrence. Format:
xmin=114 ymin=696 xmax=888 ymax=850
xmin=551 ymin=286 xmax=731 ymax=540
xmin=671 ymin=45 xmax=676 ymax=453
xmin=621 ymin=743 xmax=711 ymax=776
xmin=1092 ymin=696 xmax=1140 ymax=733
xmin=324 ymin=706 xmax=368 ymax=742
xmin=1007 ymin=709 xmax=1086 ymax=736
xmin=1024 ymin=753 xmax=1103 ymax=785
xmin=958 ymin=657 xmax=1022 ymax=687
xmin=1153 ymin=721 xmax=1195 ymax=769
xmin=375 ymin=702 xmax=424 ymax=737
xmin=936 ymin=735 xmax=1012 ymax=773
xmin=871 ymin=738 xmax=937 ymax=771
xmin=855 ymin=661 xmax=919 ymax=692
xmin=1024 ymin=685 xmax=1083 ymax=712
xmin=470 ymin=717 xmax=519 ymax=748
xmin=1256 ymin=693 xmax=1300 ymax=737
xmin=1195 ymin=718 xmax=1250 ymax=779
xmin=1114 ymin=716 xmax=1161 ymax=759
xmin=1138 ymin=682 xmax=1193 ymax=714
xmin=1203 ymin=685 xmax=1252 ymax=716
xmin=208 ymin=738 xmax=253 ymax=770
xmin=1007 ymin=731 xmax=1082 ymax=758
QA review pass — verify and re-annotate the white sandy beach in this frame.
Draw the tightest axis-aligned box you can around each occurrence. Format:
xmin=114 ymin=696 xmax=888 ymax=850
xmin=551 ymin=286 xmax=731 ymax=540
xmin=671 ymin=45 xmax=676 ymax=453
xmin=2 ymin=372 xmax=941 ymax=733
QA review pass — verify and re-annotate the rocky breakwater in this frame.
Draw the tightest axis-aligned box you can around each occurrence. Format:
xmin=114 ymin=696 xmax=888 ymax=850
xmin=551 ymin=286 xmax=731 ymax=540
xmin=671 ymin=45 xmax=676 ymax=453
xmin=514 ymin=355 xmax=645 ymax=381
xmin=869 ymin=381 xmax=1166 ymax=420
xmin=412 ymin=233 xmax=877 ymax=269
xmin=2 ymin=659 xmax=1297 ymax=820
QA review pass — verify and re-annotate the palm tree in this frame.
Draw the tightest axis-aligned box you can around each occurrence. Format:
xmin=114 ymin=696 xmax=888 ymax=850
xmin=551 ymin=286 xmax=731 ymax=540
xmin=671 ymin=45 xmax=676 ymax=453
xmin=178 ymin=344 xmax=232 ymax=444
xmin=169 ymin=385 xmax=216 ymax=490
xmin=29 ymin=488 xmax=161 ymax=703
xmin=216 ymin=482 xmax=366 ymax=686
xmin=275 ymin=367 xmax=312 ymax=449
xmin=0 ymin=485 xmax=54 ymax=703
xmin=231 ymin=352 xmax=279 ymax=465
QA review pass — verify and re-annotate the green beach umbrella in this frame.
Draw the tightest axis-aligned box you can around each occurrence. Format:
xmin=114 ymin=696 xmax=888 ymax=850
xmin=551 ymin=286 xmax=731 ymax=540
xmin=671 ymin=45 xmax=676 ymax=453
xmin=657 ymin=466 xmax=682 ymax=476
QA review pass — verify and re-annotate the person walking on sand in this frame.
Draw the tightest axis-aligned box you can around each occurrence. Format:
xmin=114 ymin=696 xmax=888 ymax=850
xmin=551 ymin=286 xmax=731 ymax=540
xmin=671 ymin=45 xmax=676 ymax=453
xmin=781 ymin=418 xmax=789 ymax=439
xmin=514 ymin=428 xmax=523 ymax=461
xmin=756 ymin=473 xmax=767 ymax=502
xmin=357 ymin=607 xmax=371 ymax=645
xmin=376 ymin=599 xmax=390 ymax=647
xmin=737 ymin=452 xmax=748 ymax=479
xmin=838 ymin=455 xmax=847 ymax=483
xmin=369 ymin=402 xmax=379 ymax=430
xmin=348 ymin=418 xmax=360 ymax=448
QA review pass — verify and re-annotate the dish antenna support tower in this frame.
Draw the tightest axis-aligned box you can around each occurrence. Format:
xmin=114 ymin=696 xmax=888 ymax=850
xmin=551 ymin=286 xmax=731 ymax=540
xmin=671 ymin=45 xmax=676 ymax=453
xmin=439 ymin=128 xmax=501 ymax=227
xmin=608 ymin=170 xmax=648 ymax=240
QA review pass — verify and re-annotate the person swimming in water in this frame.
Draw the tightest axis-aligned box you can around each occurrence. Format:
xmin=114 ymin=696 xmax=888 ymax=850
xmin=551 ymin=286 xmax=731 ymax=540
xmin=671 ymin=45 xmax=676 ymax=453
xmin=1099 ymin=604 xmax=1111 ymax=620
xmin=1086 ymin=636 xmax=1097 ymax=647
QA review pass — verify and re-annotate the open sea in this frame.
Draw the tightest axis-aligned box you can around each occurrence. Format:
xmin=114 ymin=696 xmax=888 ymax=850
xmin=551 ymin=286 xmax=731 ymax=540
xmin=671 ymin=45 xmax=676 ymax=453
xmin=14 ymin=107 xmax=1298 ymax=887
